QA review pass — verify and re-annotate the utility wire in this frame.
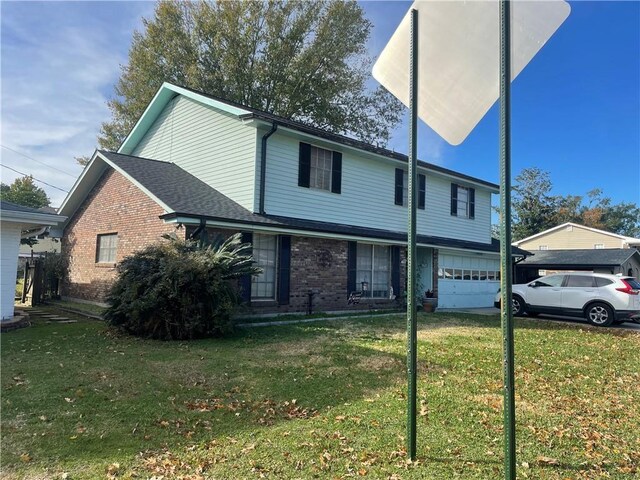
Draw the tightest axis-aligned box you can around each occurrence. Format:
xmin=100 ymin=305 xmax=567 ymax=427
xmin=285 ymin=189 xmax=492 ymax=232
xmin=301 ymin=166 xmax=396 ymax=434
xmin=1 ymin=144 xmax=77 ymax=178
xmin=0 ymin=164 xmax=69 ymax=193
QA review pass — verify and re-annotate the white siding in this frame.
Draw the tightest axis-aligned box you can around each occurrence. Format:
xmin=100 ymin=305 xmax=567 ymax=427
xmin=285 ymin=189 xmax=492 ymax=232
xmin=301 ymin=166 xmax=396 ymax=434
xmin=132 ymin=96 xmax=258 ymax=211
xmin=1 ymin=222 xmax=21 ymax=320
xmin=263 ymin=131 xmax=492 ymax=243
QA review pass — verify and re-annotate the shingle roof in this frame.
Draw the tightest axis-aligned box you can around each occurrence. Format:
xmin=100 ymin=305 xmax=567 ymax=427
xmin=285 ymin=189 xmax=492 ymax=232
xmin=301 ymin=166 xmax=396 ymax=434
xmin=1 ymin=200 xmax=52 ymax=214
xmin=100 ymin=150 xmax=524 ymax=256
xmin=518 ymin=249 xmax=639 ymax=268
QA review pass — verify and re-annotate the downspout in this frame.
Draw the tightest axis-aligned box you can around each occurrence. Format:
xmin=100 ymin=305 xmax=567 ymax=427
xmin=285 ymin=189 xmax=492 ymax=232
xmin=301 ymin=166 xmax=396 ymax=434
xmin=259 ymin=123 xmax=278 ymax=215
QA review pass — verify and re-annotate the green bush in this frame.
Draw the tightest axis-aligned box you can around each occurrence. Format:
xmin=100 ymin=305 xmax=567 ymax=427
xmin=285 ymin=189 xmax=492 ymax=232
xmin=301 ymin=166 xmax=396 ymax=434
xmin=104 ymin=234 xmax=260 ymax=340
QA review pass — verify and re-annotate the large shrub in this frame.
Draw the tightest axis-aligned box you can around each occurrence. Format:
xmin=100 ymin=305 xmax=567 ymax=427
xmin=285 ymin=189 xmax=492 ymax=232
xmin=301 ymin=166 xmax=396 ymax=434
xmin=104 ymin=234 xmax=260 ymax=340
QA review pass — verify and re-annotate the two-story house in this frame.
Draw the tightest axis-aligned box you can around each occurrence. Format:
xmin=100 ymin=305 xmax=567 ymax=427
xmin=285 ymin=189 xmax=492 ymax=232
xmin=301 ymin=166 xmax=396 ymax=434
xmin=57 ymin=82 xmax=519 ymax=312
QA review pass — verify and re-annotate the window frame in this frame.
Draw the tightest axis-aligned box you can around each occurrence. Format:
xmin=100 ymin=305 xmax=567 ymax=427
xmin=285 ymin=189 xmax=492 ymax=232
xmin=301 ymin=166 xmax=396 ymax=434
xmin=96 ymin=233 xmax=118 ymax=264
xmin=356 ymin=243 xmax=391 ymax=299
xmin=309 ymin=145 xmax=333 ymax=192
xmin=450 ymin=183 xmax=475 ymax=219
xmin=251 ymin=234 xmax=278 ymax=300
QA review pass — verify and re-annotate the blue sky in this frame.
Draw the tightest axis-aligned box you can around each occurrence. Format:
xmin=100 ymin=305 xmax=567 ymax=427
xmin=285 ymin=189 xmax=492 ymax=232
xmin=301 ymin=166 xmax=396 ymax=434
xmin=1 ymin=1 xmax=639 ymax=211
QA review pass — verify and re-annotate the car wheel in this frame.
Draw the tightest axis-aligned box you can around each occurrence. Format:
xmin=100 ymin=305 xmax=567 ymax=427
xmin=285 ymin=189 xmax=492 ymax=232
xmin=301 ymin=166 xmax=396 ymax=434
xmin=585 ymin=303 xmax=614 ymax=327
xmin=512 ymin=296 xmax=525 ymax=317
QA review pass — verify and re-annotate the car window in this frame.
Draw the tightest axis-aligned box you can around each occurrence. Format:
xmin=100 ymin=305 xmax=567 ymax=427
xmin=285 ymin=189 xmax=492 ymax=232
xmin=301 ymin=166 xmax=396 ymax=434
xmin=594 ymin=277 xmax=614 ymax=287
xmin=533 ymin=275 xmax=564 ymax=287
xmin=566 ymin=275 xmax=596 ymax=287
xmin=622 ymin=277 xmax=640 ymax=289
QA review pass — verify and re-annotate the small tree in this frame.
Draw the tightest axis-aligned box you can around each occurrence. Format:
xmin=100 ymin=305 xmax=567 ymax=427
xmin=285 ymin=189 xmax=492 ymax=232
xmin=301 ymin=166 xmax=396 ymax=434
xmin=104 ymin=233 xmax=261 ymax=340
xmin=0 ymin=175 xmax=50 ymax=209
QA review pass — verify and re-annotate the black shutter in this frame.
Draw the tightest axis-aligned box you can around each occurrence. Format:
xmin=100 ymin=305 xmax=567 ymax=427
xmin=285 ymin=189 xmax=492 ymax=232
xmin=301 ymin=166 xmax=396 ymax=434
xmin=395 ymin=168 xmax=404 ymax=205
xmin=277 ymin=236 xmax=291 ymax=305
xmin=298 ymin=142 xmax=311 ymax=188
xmin=450 ymin=183 xmax=458 ymax=216
xmin=240 ymin=232 xmax=253 ymax=302
xmin=331 ymin=151 xmax=342 ymax=194
xmin=391 ymin=246 xmax=400 ymax=298
xmin=347 ymin=241 xmax=357 ymax=295
xmin=418 ymin=174 xmax=426 ymax=210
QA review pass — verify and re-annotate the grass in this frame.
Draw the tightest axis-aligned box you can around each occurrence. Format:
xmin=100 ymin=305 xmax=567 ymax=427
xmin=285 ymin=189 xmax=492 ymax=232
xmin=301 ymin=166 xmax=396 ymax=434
xmin=45 ymin=299 xmax=106 ymax=317
xmin=1 ymin=306 xmax=638 ymax=479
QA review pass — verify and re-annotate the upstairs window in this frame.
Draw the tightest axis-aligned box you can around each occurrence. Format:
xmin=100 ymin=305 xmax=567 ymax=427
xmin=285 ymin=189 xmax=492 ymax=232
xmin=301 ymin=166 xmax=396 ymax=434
xmin=298 ymin=142 xmax=342 ymax=194
xmin=310 ymin=146 xmax=333 ymax=191
xmin=539 ymin=245 xmax=548 ymax=251
xmin=96 ymin=233 xmax=118 ymax=263
xmin=394 ymin=169 xmax=425 ymax=209
xmin=450 ymin=184 xmax=475 ymax=219
xmin=594 ymin=244 xmax=604 ymax=249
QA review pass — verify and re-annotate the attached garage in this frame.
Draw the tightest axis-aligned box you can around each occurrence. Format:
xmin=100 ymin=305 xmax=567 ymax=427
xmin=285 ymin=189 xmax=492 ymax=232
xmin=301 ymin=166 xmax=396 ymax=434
xmin=437 ymin=251 xmax=501 ymax=308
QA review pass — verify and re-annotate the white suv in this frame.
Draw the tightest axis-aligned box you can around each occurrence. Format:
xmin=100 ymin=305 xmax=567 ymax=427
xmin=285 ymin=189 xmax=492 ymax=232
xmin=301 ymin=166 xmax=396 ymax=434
xmin=494 ymin=273 xmax=640 ymax=327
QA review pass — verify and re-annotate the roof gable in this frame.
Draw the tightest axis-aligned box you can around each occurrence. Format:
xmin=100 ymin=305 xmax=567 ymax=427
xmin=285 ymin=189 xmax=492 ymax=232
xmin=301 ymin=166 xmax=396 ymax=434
xmin=513 ymin=222 xmax=636 ymax=246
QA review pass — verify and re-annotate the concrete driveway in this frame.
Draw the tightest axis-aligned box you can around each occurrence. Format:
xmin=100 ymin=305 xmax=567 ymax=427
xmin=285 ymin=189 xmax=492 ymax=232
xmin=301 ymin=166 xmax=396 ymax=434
xmin=439 ymin=307 xmax=640 ymax=331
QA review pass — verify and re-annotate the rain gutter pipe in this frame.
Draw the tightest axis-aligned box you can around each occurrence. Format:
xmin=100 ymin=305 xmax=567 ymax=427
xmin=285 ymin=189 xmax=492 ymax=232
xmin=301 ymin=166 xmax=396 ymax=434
xmin=259 ymin=123 xmax=278 ymax=215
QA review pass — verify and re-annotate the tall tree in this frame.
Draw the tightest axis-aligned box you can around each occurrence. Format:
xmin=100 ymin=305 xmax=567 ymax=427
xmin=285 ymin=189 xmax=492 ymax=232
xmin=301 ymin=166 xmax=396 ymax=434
xmin=0 ymin=176 xmax=50 ymax=209
xmin=511 ymin=167 xmax=559 ymax=241
xmin=98 ymin=0 xmax=403 ymax=153
xmin=509 ymin=168 xmax=640 ymax=240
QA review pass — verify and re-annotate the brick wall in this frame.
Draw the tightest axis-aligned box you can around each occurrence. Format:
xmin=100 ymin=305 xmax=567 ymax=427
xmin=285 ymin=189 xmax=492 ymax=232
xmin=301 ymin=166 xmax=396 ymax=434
xmin=61 ymin=170 xmax=408 ymax=314
xmin=61 ymin=168 xmax=180 ymax=301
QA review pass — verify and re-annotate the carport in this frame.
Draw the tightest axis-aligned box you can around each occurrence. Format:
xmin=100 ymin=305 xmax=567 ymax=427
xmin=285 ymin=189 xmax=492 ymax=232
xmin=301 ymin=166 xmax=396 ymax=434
xmin=514 ymin=248 xmax=640 ymax=284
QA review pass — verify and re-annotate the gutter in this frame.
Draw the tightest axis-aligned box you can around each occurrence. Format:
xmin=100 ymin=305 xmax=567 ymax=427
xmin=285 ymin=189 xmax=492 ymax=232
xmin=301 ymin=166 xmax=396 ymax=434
xmin=259 ymin=123 xmax=278 ymax=214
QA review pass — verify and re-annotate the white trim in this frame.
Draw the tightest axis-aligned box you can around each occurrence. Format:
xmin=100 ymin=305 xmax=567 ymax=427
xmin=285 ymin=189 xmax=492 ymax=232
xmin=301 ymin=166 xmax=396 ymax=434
xmin=0 ymin=209 xmax=65 ymax=226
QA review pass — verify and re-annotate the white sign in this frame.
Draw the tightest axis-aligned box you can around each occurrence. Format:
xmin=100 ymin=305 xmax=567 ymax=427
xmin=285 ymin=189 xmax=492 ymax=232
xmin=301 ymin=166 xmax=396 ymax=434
xmin=372 ymin=0 xmax=571 ymax=145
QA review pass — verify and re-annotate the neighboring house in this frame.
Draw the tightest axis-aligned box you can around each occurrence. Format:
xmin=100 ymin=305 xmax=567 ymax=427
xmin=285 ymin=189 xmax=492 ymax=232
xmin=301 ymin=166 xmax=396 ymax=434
xmin=57 ymin=82 xmax=524 ymax=312
xmin=512 ymin=223 xmax=640 ymax=283
xmin=0 ymin=200 xmax=65 ymax=320
xmin=515 ymin=249 xmax=640 ymax=283
xmin=513 ymin=222 xmax=640 ymax=251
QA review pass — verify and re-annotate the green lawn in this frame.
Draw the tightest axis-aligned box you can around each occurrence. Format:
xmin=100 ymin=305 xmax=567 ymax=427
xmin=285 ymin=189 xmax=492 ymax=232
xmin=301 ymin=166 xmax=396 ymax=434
xmin=2 ymin=307 xmax=638 ymax=479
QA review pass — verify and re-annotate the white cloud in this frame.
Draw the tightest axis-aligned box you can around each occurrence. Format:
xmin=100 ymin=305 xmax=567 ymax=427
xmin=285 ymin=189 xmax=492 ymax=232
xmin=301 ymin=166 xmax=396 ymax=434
xmin=0 ymin=1 xmax=154 ymax=206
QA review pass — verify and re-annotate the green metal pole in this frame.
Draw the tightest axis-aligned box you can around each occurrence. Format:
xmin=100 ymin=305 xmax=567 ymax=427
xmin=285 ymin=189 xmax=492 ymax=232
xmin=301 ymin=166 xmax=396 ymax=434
xmin=407 ymin=7 xmax=418 ymax=461
xmin=499 ymin=1 xmax=516 ymax=479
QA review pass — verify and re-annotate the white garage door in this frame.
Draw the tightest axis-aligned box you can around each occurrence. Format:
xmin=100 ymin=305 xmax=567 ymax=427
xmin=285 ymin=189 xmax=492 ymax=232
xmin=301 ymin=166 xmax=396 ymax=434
xmin=438 ymin=253 xmax=500 ymax=308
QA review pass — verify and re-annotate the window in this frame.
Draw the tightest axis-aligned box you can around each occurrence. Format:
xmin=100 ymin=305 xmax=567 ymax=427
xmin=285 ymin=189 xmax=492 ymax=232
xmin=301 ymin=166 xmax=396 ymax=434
xmin=594 ymin=244 xmax=604 ymax=249
xmin=566 ymin=275 xmax=595 ymax=287
xmin=450 ymin=184 xmax=475 ymax=219
xmin=310 ymin=146 xmax=333 ymax=191
xmin=394 ymin=169 xmax=425 ymax=209
xmin=251 ymin=234 xmax=277 ymax=299
xmin=298 ymin=143 xmax=342 ymax=193
xmin=534 ymin=275 xmax=564 ymax=287
xmin=96 ymin=233 xmax=118 ymax=263
xmin=539 ymin=245 xmax=548 ymax=251
xmin=356 ymin=244 xmax=390 ymax=298
xmin=439 ymin=266 xmax=500 ymax=281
